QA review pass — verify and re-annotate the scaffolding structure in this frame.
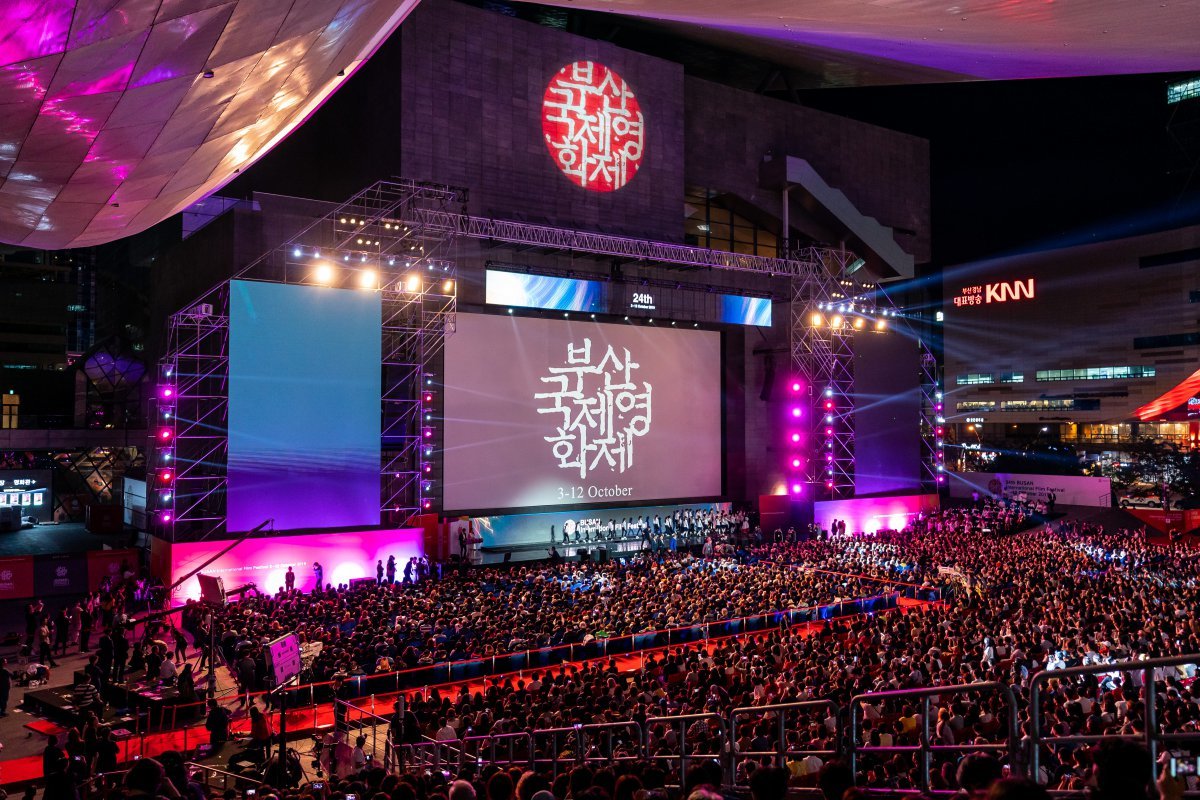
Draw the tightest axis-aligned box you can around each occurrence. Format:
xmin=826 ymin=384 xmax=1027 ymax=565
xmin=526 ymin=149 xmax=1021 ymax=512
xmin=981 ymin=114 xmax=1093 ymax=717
xmin=154 ymin=177 xmax=898 ymax=536
xmin=153 ymin=181 xmax=463 ymax=540
xmin=919 ymin=340 xmax=944 ymax=491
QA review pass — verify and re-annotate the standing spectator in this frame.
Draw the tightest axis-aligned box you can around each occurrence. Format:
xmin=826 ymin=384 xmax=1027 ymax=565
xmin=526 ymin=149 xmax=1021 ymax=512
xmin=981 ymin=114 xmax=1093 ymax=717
xmin=313 ymin=561 xmax=323 ymax=592
xmin=53 ymin=606 xmax=70 ymax=657
xmin=38 ymin=619 xmax=58 ymax=667
xmin=285 ymin=565 xmax=296 ymax=591
xmin=171 ymin=625 xmax=188 ymax=664
xmin=112 ymin=626 xmax=129 ymax=682
xmin=78 ymin=601 xmax=93 ymax=653
xmin=0 ymin=657 xmax=10 ymax=716
xmin=205 ymin=699 xmax=230 ymax=752
xmin=377 ymin=559 xmax=385 ymax=584
xmin=388 ymin=555 xmax=398 ymax=584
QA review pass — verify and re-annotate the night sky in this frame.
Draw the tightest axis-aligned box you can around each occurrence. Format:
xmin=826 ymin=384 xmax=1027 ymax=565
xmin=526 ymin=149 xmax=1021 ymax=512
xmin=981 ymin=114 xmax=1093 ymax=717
xmin=225 ymin=7 xmax=1200 ymax=271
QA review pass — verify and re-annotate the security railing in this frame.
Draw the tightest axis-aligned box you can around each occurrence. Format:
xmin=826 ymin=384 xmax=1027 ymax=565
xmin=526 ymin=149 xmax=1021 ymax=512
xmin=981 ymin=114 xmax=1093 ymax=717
xmin=728 ymin=700 xmax=841 ymax=787
xmin=1030 ymin=653 xmax=1200 ymax=796
xmin=849 ymin=681 xmax=1018 ymax=795
xmin=645 ymin=712 xmax=729 ymax=785
xmin=185 ymin=762 xmax=261 ymax=795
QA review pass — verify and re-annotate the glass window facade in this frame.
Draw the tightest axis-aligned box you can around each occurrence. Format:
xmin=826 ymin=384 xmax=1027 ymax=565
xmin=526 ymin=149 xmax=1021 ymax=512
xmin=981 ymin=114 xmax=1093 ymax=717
xmin=1035 ymin=366 xmax=1155 ymax=382
xmin=956 ymin=373 xmax=994 ymax=385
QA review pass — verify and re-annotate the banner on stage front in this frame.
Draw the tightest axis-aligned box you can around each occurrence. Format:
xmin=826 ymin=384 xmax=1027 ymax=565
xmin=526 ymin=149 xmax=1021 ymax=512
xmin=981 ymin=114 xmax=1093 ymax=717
xmin=949 ymin=472 xmax=1111 ymax=507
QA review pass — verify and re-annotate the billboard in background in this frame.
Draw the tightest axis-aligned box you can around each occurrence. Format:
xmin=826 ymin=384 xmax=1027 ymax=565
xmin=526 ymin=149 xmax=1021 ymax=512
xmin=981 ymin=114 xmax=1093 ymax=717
xmin=34 ymin=554 xmax=88 ymax=596
xmin=444 ymin=313 xmax=722 ymax=512
xmin=166 ymin=527 xmax=425 ymax=602
xmin=0 ymin=556 xmax=33 ymax=600
xmin=949 ymin=471 xmax=1111 ymax=506
xmin=485 ymin=270 xmax=605 ymax=313
xmin=0 ymin=470 xmax=51 ymax=511
xmin=227 ymin=280 xmax=381 ymax=533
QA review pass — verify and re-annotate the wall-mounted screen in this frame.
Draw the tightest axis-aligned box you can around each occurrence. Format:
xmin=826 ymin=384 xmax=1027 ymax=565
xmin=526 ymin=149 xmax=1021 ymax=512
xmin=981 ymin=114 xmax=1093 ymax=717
xmin=443 ymin=313 xmax=722 ymax=511
xmin=227 ymin=280 xmax=381 ymax=533
xmin=485 ymin=270 xmax=605 ymax=312
xmin=720 ymin=295 xmax=772 ymax=327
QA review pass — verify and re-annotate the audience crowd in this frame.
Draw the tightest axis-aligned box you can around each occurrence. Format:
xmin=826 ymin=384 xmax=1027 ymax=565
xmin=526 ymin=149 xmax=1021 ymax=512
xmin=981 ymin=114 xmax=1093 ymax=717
xmin=18 ymin=498 xmax=1200 ymax=800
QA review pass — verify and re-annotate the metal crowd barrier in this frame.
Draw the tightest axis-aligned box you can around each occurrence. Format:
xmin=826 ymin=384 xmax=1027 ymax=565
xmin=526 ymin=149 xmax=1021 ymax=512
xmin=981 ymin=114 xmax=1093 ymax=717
xmin=849 ymin=681 xmax=1018 ymax=794
xmin=644 ymin=712 xmax=729 ymax=784
xmin=728 ymin=700 xmax=841 ymax=787
xmin=1030 ymin=653 xmax=1200 ymax=796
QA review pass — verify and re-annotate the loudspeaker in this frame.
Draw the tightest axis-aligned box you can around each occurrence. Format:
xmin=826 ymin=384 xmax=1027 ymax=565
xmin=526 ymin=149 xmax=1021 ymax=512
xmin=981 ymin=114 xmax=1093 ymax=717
xmin=596 ymin=547 xmax=608 ymax=564
xmin=577 ymin=548 xmax=589 ymax=563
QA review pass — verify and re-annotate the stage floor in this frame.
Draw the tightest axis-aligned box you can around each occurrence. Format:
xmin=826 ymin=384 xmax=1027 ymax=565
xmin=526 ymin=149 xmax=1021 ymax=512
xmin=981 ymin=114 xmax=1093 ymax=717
xmin=0 ymin=521 xmax=131 ymax=557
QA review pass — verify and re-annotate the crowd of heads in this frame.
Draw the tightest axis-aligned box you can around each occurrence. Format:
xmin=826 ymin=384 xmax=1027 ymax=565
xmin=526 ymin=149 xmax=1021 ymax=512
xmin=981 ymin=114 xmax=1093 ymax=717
xmin=24 ymin=497 xmax=1200 ymax=800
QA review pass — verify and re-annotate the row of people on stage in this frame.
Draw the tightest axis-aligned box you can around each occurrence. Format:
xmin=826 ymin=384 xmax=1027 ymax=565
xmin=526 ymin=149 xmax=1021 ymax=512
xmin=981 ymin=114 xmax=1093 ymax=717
xmin=554 ymin=508 xmax=746 ymax=545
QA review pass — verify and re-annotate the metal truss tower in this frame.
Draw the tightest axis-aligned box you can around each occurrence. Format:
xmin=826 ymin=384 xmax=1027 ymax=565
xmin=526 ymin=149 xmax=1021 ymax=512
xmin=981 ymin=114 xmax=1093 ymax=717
xmin=153 ymin=180 xmax=463 ymax=540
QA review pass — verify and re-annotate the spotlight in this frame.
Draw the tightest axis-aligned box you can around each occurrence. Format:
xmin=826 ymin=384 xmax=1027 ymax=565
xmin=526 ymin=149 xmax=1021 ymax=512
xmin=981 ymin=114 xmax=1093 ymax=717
xmin=811 ymin=313 xmax=823 ymax=327
xmin=292 ymin=247 xmax=302 ymax=258
xmin=875 ymin=319 xmax=887 ymax=331
xmin=160 ymin=512 xmax=172 ymax=523
xmin=508 ymin=308 xmax=514 ymax=314
xmin=826 ymin=481 xmax=834 ymax=489
xmin=825 ymin=401 xmax=834 ymax=410
xmin=423 ymin=500 xmax=432 ymax=510
xmin=852 ymin=317 xmax=865 ymax=330
xmin=825 ymin=427 xmax=833 ymax=435
xmin=160 ymin=386 xmax=174 ymax=399
xmin=791 ymin=458 xmax=802 ymax=468
xmin=791 ymin=483 xmax=803 ymax=495
xmin=357 ymin=269 xmax=378 ymax=289
xmin=790 ymin=433 xmax=801 ymax=443
xmin=825 ymin=388 xmax=833 ymax=398
xmin=423 ymin=393 xmax=433 ymax=403
xmin=313 ymin=263 xmax=335 ymax=284
xmin=162 ymin=492 xmax=172 ymax=502
xmin=830 ymin=315 xmax=844 ymax=328
xmin=405 ymin=274 xmax=421 ymax=293
xmin=826 ymin=415 xmax=833 ymax=423
xmin=791 ymin=382 xmax=802 ymax=393
xmin=159 ymin=471 xmax=173 ymax=483
xmin=159 ymin=429 xmax=172 ymax=440
xmin=791 ymin=407 xmax=802 ymax=418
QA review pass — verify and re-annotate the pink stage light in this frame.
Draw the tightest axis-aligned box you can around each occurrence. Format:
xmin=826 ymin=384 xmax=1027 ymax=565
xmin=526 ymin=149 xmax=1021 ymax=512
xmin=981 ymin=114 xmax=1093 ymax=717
xmin=791 ymin=458 xmax=802 ymax=468
xmin=790 ymin=483 xmax=803 ymax=494
xmin=790 ymin=407 xmax=802 ymax=418
xmin=790 ymin=381 xmax=802 ymax=393
xmin=825 ymin=401 xmax=834 ymax=410
xmin=160 ymin=513 xmax=172 ymax=523
xmin=159 ymin=428 xmax=172 ymax=440
xmin=159 ymin=471 xmax=172 ymax=483
xmin=825 ymin=427 xmax=833 ymax=435
xmin=790 ymin=433 xmax=801 ymax=443
xmin=423 ymin=500 xmax=432 ymax=510
xmin=826 ymin=481 xmax=834 ymax=489
xmin=160 ymin=387 xmax=174 ymax=398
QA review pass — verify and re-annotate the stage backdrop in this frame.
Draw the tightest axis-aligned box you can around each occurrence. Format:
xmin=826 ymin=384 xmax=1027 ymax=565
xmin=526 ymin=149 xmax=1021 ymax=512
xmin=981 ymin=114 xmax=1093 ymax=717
xmin=443 ymin=313 xmax=722 ymax=512
xmin=227 ymin=280 xmax=381 ymax=533
xmin=949 ymin=472 xmax=1111 ymax=506
xmin=853 ymin=334 xmax=921 ymax=496
xmin=814 ymin=493 xmax=941 ymax=535
xmin=158 ymin=527 xmax=424 ymax=602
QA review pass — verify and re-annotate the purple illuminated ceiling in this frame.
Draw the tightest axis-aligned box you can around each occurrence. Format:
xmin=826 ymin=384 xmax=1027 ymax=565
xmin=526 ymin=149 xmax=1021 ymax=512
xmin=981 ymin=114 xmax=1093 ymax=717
xmin=520 ymin=0 xmax=1200 ymax=83
xmin=0 ymin=0 xmax=421 ymax=249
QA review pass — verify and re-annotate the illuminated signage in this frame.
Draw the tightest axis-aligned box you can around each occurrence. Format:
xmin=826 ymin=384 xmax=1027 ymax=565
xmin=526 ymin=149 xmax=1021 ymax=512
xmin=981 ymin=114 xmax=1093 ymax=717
xmin=952 ymin=278 xmax=1035 ymax=308
xmin=542 ymin=61 xmax=645 ymax=192
xmin=630 ymin=291 xmax=655 ymax=311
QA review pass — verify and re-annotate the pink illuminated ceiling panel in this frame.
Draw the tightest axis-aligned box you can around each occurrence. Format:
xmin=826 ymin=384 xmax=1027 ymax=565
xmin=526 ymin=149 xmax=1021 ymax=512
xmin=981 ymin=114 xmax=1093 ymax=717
xmin=518 ymin=0 xmax=1200 ymax=82
xmin=0 ymin=0 xmax=422 ymax=248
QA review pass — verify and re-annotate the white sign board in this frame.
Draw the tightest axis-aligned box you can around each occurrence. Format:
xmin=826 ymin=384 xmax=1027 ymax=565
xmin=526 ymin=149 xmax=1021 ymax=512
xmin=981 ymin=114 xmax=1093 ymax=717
xmin=949 ymin=472 xmax=1111 ymax=507
xmin=266 ymin=633 xmax=303 ymax=686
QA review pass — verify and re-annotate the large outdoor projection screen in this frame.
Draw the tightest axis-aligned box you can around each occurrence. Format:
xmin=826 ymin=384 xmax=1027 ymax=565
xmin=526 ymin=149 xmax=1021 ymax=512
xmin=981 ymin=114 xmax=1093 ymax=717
xmin=444 ymin=313 xmax=722 ymax=511
xmin=227 ymin=280 xmax=381 ymax=532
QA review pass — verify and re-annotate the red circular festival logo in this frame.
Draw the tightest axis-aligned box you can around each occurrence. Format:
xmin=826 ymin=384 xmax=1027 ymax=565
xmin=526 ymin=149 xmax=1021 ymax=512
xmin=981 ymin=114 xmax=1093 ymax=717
xmin=542 ymin=61 xmax=645 ymax=192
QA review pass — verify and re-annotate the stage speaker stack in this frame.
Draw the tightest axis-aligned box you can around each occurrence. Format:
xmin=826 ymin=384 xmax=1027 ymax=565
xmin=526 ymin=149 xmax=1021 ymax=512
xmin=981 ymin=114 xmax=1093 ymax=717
xmin=576 ymin=548 xmax=589 ymax=563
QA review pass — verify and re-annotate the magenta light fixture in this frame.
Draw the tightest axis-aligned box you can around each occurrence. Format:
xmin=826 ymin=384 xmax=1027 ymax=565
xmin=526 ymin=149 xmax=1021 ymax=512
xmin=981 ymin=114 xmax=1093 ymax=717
xmin=791 ymin=483 xmax=803 ymax=494
xmin=790 ymin=432 xmax=801 ymax=443
xmin=160 ymin=386 xmax=174 ymax=398
xmin=791 ymin=407 xmax=802 ymax=418
xmin=159 ymin=428 xmax=172 ymax=440
xmin=790 ymin=381 xmax=802 ymax=393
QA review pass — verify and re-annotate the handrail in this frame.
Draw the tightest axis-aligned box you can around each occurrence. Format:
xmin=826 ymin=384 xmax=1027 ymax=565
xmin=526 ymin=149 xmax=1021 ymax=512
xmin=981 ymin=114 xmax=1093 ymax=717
xmin=1030 ymin=653 xmax=1200 ymax=794
xmin=849 ymin=681 xmax=1018 ymax=792
xmin=728 ymin=700 xmax=841 ymax=786
xmin=645 ymin=712 xmax=729 ymax=784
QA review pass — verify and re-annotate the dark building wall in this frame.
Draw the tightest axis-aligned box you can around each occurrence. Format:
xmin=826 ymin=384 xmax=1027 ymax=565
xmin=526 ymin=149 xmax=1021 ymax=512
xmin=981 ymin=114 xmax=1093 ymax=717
xmin=683 ymin=77 xmax=931 ymax=264
xmin=397 ymin=0 xmax=685 ymax=241
xmin=943 ymin=223 xmax=1200 ymax=425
